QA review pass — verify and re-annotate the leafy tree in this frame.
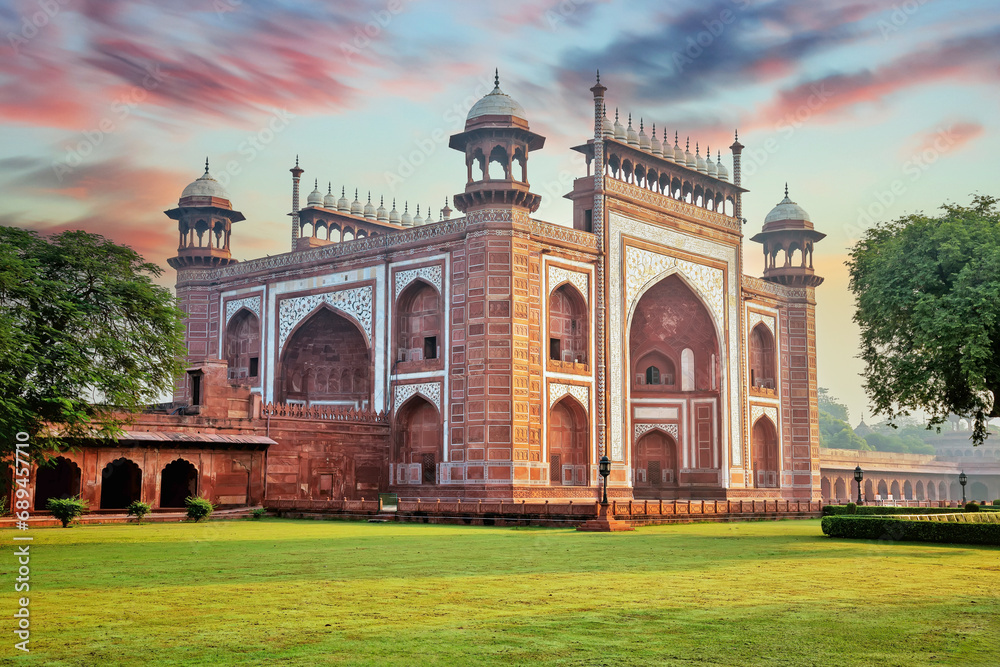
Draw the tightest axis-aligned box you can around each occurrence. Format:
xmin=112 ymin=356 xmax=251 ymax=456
xmin=0 ymin=228 xmax=186 ymax=458
xmin=848 ymin=195 xmax=1000 ymax=445
xmin=127 ymin=500 xmax=152 ymax=523
xmin=818 ymin=387 xmax=850 ymax=422
xmin=819 ymin=410 xmax=870 ymax=450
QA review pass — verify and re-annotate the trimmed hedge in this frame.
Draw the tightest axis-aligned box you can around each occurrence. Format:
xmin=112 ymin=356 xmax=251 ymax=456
xmin=823 ymin=504 xmax=1000 ymax=516
xmin=821 ymin=516 xmax=1000 ymax=546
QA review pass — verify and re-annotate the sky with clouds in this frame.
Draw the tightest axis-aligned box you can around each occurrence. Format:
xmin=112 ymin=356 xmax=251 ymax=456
xmin=2 ymin=0 xmax=999 ymax=424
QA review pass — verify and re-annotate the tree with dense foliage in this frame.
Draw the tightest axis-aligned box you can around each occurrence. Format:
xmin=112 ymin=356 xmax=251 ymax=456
xmin=0 ymin=228 xmax=186 ymax=458
xmin=46 ymin=497 xmax=88 ymax=528
xmin=848 ymin=195 xmax=1000 ymax=445
xmin=818 ymin=387 xmax=850 ymax=423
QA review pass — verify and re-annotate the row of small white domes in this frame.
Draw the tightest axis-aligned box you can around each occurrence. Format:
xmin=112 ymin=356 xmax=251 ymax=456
xmin=603 ymin=107 xmax=729 ymax=181
xmin=306 ymin=181 xmax=443 ymax=227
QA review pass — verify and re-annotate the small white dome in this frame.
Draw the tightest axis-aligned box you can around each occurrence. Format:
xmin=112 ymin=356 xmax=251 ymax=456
xmin=705 ymin=147 xmax=717 ymax=178
xmin=400 ymin=202 xmax=413 ymax=227
xmin=684 ymin=139 xmax=696 ymax=169
xmin=602 ymin=106 xmax=614 ymax=138
xmin=638 ymin=120 xmax=651 ymax=152
xmin=376 ymin=197 xmax=388 ymax=222
xmin=424 ymin=206 xmax=435 ymax=224
xmin=673 ymin=134 xmax=685 ymax=163
xmin=613 ymin=109 xmax=625 ymax=141
xmin=181 ymin=160 xmax=229 ymax=201
xmin=363 ymin=192 xmax=376 ymax=220
xmin=695 ymin=144 xmax=708 ymax=173
xmin=306 ymin=180 xmax=324 ymax=207
xmin=350 ymin=189 xmax=362 ymax=216
xmin=323 ymin=183 xmax=337 ymax=208
xmin=765 ymin=186 xmax=811 ymax=224
xmin=389 ymin=200 xmax=400 ymax=224
xmin=715 ymin=153 xmax=729 ymax=182
xmin=337 ymin=187 xmax=349 ymax=213
xmin=626 ymin=115 xmax=639 ymax=146
xmin=650 ymin=124 xmax=662 ymax=157
xmin=467 ymin=72 xmax=526 ymax=123
xmin=412 ymin=205 xmax=424 ymax=227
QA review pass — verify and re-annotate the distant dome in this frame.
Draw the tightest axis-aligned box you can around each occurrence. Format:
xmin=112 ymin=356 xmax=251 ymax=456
xmin=626 ymin=115 xmax=639 ymax=146
xmin=650 ymin=125 xmax=662 ymax=157
xmin=467 ymin=72 xmax=527 ymax=125
xmin=705 ymin=147 xmax=717 ymax=178
xmin=602 ymin=107 xmax=614 ymax=138
xmin=765 ymin=187 xmax=812 ymax=224
xmin=181 ymin=161 xmax=229 ymax=201
xmin=337 ymin=187 xmax=349 ymax=213
xmin=306 ymin=180 xmax=323 ymax=207
xmin=400 ymin=203 xmax=413 ymax=227
xmin=376 ymin=197 xmax=388 ymax=222
xmin=323 ymin=183 xmax=337 ymax=208
xmin=363 ymin=193 xmax=376 ymax=220
xmin=715 ymin=154 xmax=729 ymax=181
xmin=350 ymin=190 xmax=362 ymax=216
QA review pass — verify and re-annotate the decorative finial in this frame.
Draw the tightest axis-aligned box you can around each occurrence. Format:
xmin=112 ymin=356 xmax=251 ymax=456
xmin=696 ymin=142 xmax=700 ymax=155
xmin=628 ymin=113 xmax=632 ymax=127
xmin=380 ymin=195 xmax=384 ymax=206
xmin=717 ymin=150 xmax=722 ymax=163
xmin=640 ymin=118 xmax=644 ymax=131
xmin=342 ymin=186 xmax=345 ymax=197
xmin=367 ymin=190 xmax=371 ymax=203
xmin=686 ymin=137 xmax=690 ymax=151
xmin=675 ymin=130 xmax=679 ymax=146
xmin=392 ymin=198 xmax=396 ymax=208
xmin=295 ymin=154 xmax=299 ymax=167
xmin=314 ymin=178 xmax=318 ymax=188
xmin=615 ymin=107 xmax=619 ymax=122
xmin=327 ymin=182 xmax=332 ymax=194
xmin=205 ymin=156 xmax=209 ymax=173
xmin=404 ymin=202 xmax=408 ymax=212
xmin=494 ymin=68 xmax=499 ymax=88
xmin=596 ymin=69 xmax=600 ymax=84
xmin=416 ymin=204 xmax=420 ymax=215
xmin=735 ymin=129 xmax=739 ymax=141
xmin=785 ymin=182 xmax=789 ymax=197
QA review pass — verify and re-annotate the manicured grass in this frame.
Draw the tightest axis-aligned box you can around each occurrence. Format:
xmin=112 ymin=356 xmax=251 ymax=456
xmin=1 ymin=519 xmax=998 ymax=665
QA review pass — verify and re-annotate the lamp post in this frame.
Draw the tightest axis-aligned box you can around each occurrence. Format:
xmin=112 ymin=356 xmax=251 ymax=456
xmin=853 ymin=466 xmax=864 ymax=505
xmin=598 ymin=455 xmax=611 ymax=506
xmin=959 ymin=471 xmax=967 ymax=504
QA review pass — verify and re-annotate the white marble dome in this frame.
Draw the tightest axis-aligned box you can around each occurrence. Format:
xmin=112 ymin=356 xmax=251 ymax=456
xmin=765 ymin=188 xmax=811 ymax=224
xmin=181 ymin=164 xmax=228 ymax=201
xmin=467 ymin=75 xmax=527 ymax=123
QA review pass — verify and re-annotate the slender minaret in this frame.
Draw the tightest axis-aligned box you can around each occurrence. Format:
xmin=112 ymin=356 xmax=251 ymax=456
xmin=730 ymin=131 xmax=744 ymax=222
xmin=289 ymin=155 xmax=303 ymax=250
xmin=590 ymin=70 xmax=608 ymax=462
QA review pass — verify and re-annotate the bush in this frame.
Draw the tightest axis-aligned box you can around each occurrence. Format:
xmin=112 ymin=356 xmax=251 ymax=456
xmin=994 ymin=500 xmax=1000 ymax=506
xmin=823 ymin=505 xmax=999 ymax=516
xmin=845 ymin=502 xmax=857 ymax=515
xmin=185 ymin=496 xmax=214 ymax=522
xmin=250 ymin=507 xmax=267 ymax=520
xmin=46 ymin=497 xmax=88 ymax=528
xmin=965 ymin=501 xmax=980 ymax=512
xmin=126 ymin=500 xmax=152 ymax=523
xmin=821 ymin=516 xmax=1000 ymax=546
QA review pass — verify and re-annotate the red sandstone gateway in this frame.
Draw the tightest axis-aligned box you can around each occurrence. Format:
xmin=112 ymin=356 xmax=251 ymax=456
xmin=26 ymin=74 xmax=840 ymax=516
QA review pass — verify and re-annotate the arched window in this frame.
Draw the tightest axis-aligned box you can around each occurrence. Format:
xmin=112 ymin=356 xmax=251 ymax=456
xmin=751 ymin=418 xmax=778 ymax=488
xmin=100 ymin=458 xmax=142 ymax=509
xmin=634 ymin=430 xmax=677 ymax=497
xmin=160 ymin=459 xmax=198 ymax=508
xmin=34 ymin=457 xmax=81 ymax=510
xmin=548 ymin=284 xmax=587 ymax=364
xmin=681 ymin=348 xmax=695 ymax=391
xmin=226 ymin=309 xmax=261 ymax=382
xmin=645 ymin=366 xmax=660 ymax=385
xmin=395 ymin=280 xmax=441 ymax=365
xmin=395 ymin=396 xmax=441 ymax=485
xmin=548 ymin=398 xmax=588 ymax=485
xmin=749 ymin=323 xmax=775 ymax=390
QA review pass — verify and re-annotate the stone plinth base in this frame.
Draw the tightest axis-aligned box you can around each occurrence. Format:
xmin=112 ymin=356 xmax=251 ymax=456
xmin=577 ymin=504 xmax=634 ymax=532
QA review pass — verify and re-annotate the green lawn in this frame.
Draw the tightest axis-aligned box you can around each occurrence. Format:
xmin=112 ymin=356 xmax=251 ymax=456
xmin=1 ymin=519 xmax=997 ymax=666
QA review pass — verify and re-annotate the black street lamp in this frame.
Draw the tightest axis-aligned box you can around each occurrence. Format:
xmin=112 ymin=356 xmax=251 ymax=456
xmin=853 ymin=466 xmax=864 ymax=505
xmin=598 ymin=455 xmax=611 ymax=506
xmin=959 ymin=471 xmax=968 ymax=504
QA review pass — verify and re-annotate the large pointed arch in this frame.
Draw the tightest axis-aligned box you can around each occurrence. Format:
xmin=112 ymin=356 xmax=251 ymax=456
xmin=750 ymin=416 xmax=779 ymax=488
xmin=34 ymin=457 xmax=81 ymax=510
xmin=633 ymin=429 xmax=678 ymax=498
xmin=278 ymin=306 xmax=372 ymax=407
xmin=226 ymin=308 xmax=261 ymax=382
xmin=100 ymin=458 xmax=142 ymax=509
xmin=547 ymin=395 xmax=589 ymax=487
xmin=394 ymin=279 xmax=442 ymax=365
xmin=548 ymin=282 xmax=588 ymax=365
